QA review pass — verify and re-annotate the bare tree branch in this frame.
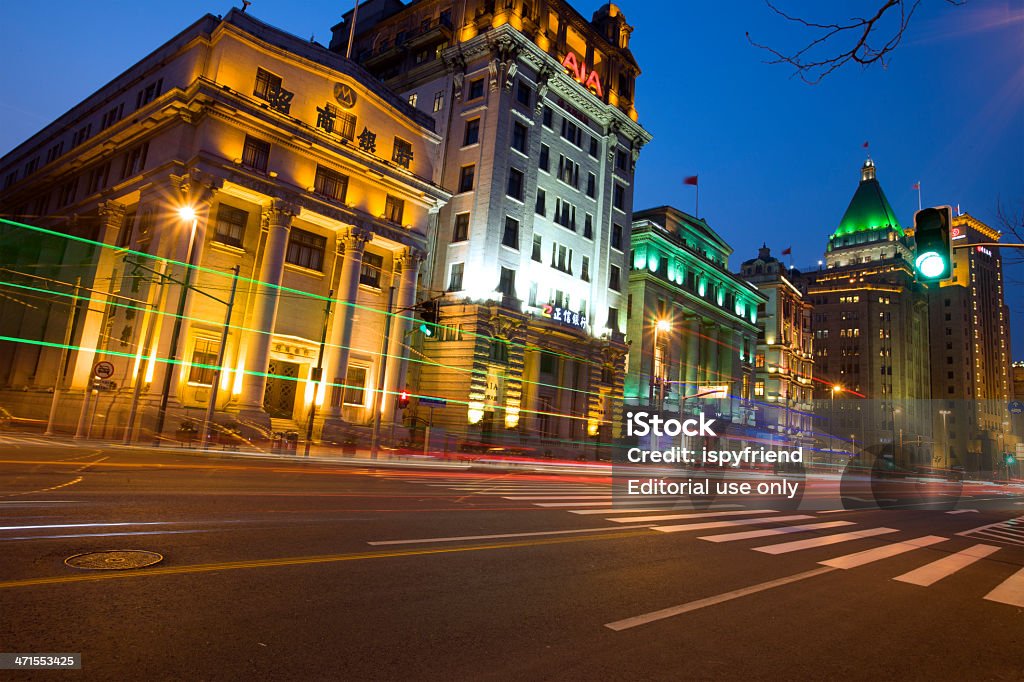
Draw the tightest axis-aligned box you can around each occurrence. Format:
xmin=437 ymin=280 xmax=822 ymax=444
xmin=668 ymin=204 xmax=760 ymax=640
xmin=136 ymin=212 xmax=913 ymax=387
xmin=747 ymin=0 xmax=965 ymax=84
xmin=995 ymin=198 xmax=1024 ymax=271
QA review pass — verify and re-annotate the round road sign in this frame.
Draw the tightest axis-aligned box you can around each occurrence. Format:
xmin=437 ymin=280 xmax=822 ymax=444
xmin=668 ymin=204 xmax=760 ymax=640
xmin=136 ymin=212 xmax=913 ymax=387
xmin=93 ymin=361 xmax=115 ymax=379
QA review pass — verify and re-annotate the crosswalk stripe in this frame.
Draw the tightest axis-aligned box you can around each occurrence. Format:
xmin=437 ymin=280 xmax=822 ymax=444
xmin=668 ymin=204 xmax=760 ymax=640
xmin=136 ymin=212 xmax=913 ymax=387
xmin=568 ymin=504 xmax=743 ymax=515
xmin=502 ymin=495 xmax=612 ymax=501
xmin=607 ymin=510 xmax=779 ymax=524
xmin=700 ymin=521 xmax=855 ymax=543
xmin=893 ymin=544 xmax=1001 ymax=586
xmin=818 ymin=535 xmax=947 ymax=569
xmin=984 ymin=567 xmax=1024 ymax=607
xmin=651 ymin=515 xmax=813 ymax=534
xmin=753 ymin=527 xmax=898 ymax=555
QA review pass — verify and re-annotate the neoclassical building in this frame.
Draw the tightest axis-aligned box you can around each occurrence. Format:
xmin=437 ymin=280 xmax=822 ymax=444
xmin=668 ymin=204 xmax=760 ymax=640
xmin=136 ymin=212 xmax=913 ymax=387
xmin=625 ymin=206 xmax=765 ymax=431
xmin=0 ymin=10 xmax=450 ymax=440
xmin=331 ymin=0 xmax=651 ymax=448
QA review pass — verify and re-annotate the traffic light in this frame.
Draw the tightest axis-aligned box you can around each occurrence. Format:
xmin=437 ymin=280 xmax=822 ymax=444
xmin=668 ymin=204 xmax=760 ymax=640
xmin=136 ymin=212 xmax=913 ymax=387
xmin=913 ymin=206 xmax=953 ymax=283
xmin=1005 ymin=453 xmax=1016 ymax=466
xmin=397 ymin=390 xmax=410 ymax=409
xmin=417 ymin=300 xmax=440 ymax=337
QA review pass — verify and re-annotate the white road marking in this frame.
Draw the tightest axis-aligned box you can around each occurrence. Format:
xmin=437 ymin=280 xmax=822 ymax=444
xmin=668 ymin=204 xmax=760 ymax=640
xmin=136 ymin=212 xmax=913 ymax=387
xmin=367 ymin=524 xmax=653 ymax=546
xmin=754 ymin=527 xmax=898 ymax=555
xmin=604 ymin=567 xmax=836 ymax=631
xmin=652 ymin=515 xmax=812 ymax=533
xmin=893 ymin=544 xmax=1001 ymax=586
xmin=946 ymin=509 xmax=979 ymax=514
xmin=984 ymin=567 xmax=1024 ymax=607
xmin=819 ymin=535 xmax=947 ymax=569
xmin=0 ymin=529 xmax=210 ymax=541
xmin=700 ymin=521 xmax=855 ymax=543
xmin=0 ymin=522 xmax=172 ymax=532
xmin=568 ymin=504 xmax=744 ymax=515
xmin=607 ymin=510 xmax=779 ymax=523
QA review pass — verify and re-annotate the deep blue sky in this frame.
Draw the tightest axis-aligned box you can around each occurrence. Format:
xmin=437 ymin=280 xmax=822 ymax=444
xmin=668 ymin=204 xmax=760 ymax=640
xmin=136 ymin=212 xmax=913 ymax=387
xmin=1 ymin=1 xmax=1021 ymax=358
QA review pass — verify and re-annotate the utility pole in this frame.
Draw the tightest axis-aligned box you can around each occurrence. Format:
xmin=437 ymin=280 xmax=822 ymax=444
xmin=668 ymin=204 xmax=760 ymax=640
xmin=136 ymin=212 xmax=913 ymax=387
xmin=200 ymin=265 xmax=241 ymax=448
xmin=304 ymin=290 xmax=334 ymax=457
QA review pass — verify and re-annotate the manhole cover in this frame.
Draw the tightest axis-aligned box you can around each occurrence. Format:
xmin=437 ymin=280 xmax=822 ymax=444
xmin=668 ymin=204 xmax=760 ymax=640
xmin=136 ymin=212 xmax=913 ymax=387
xmin=65 ymin=550 xmax=164 ymax=570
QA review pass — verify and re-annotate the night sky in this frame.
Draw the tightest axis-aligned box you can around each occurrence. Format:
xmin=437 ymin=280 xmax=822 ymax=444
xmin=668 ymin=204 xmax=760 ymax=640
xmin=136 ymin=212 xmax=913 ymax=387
xmin=1 ymin=1 xmax=1020 ymax=358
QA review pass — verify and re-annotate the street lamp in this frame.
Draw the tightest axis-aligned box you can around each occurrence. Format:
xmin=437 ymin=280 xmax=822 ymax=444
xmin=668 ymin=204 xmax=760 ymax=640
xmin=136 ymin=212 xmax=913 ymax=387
xmin=829 ymin=384 xmax=842 ymax=461
xmin=939 ymin=409 xmax=951 ymax=469
xmin=153 ymin=205 xmax=200 ymax=444
xmin=652 ymin=318 xmax=671 ymax=411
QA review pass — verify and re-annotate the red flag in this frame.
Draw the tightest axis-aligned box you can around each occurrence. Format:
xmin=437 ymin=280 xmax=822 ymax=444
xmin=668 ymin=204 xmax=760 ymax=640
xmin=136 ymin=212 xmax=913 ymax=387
xmin=683 ymin=175 xmax=698 ymax=186
xmin=912 ymin=182 xmax=920 ymax=191
xmin=781 ymin=246 xmax=792 ymax=256
xmin=863 ymin=141 xmax=869 ymax=149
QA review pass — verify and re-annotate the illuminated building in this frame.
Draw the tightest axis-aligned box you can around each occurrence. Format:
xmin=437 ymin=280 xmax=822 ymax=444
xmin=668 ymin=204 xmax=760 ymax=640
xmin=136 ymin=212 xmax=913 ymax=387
xmin=927 ymin=213 xmax=1013 ymax=472
xmin=0 ymin=10 xmax=450 ymax=439
xmin=331 ymin=1 xmax=651 ymax=447
xmin=738 ymin=246 xmax=814 ymax=439
xmin=625 ymin=207 xmax=765 ymax=429
xmin=805 ymin=158 xmax=932 ymax=462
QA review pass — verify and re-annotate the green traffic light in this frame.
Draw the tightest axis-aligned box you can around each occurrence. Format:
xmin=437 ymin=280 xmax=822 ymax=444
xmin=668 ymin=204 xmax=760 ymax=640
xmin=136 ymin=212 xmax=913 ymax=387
xmin=419 ymin=322 xmax=434 ymax=337
xmin=915 ymin=251 xmax=947 ymax=279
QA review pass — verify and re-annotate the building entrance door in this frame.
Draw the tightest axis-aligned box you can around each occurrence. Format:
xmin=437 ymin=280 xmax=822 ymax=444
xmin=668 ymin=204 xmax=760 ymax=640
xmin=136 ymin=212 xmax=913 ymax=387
xmin=264 ymin=360 xmax=300 ymax=418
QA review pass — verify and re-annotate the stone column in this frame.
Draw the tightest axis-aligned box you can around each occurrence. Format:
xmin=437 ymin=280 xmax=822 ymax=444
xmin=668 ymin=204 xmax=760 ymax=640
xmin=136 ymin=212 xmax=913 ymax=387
xmin=684 ymin=317 xmax=700 ymax=400
xmin=236 ymin=198 xmax=296 ymax=422
xmin=703 ymin=323 xmax=719 ymax=388
xmin=381 ymin=248 xmax=422 ymax=425
xmin=322 ymin=225 xmax=372 ymax=430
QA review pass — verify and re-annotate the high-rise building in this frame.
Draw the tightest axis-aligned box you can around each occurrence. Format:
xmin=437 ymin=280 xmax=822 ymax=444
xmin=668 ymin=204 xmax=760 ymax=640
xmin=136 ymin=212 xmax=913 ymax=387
xmin=331 ymin=1 xmax=651 ymax=448
xmin=806 ymin=158 xmax=932 ymax=462
xmin=927 ymin=213 xmax=1013 ymax=471
xmin=738 ymin=246 xmax=815 ymax=439
xmin=626 ymin=207 xmax=764 ymax=431
xmin=0 ymin=10 xmax=450 ymax=440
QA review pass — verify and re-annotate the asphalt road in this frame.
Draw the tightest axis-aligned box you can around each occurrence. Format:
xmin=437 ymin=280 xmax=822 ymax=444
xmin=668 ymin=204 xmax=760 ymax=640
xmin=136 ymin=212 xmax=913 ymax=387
xmin=1 ymin=439 xmax=1022 ymax=681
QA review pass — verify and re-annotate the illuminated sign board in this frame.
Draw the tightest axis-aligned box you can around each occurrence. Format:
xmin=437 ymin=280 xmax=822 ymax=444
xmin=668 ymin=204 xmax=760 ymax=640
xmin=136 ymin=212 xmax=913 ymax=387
xmin=976 ymin=246 xmax=992 ymax=257
xmin=950 ymin=225 xmax=966 ymax=241
xmin=561 ymin=52 xmax=603 ymax=98
xmin=541 ymin=304 xmax=588 ymax=331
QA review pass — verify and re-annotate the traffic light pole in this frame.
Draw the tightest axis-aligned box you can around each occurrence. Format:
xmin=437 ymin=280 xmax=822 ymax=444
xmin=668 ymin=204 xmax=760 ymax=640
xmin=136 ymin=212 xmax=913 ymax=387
xmin=303 ymin=290 xmax=333 ymax=458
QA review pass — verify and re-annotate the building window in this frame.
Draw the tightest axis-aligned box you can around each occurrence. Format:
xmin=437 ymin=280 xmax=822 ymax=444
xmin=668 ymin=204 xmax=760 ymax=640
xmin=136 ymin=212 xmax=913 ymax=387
xmin=581 ymin=256 xmax=590 ymax=282
xmin=616 ymin=149 xmax=629 ymax=171
xmin=611 ymin=223 xmax=623 ymax=250
xmin=754 ymin=381 xmax=765 ymax=397
xmin=755 ymin=353 xmax=765 ymax=368
xmin=314 ymin=165 xmax=349 ymax=202
xmin=551 ymin=243 xmax=572 ymax=274
xmin=468 ymin=77 xmax=485 ymax=100
xmin=542 ymin=105 xmax=553 ymax=128
xmin=613 ymin=183 xmax=625 ymax=210
xmin=343 ymin=366 xmax=368 ymax=406
xmin=188 ymin=339 xmax=220 ymax=385
xmin=463 ymin=118 xmax=480 ymax=146
xmin=532 ymin=234 xmax=542 ymax=262
xmin=490 ymin=340 xmax=509 ymax=364
xmin=100 ymin=103 xmax=124 ymax=130
xmin=86 ymin=162 xmax=110 ymax=194
xmin=433 ymin=91 xmax=445 ymax=112
xmin=557 ymin=155 xmax=579 ymax=188
xmin=336 ymin=111 xmax=357 ymax=140
xmin=511 ymin=122 xmax=528 ymax=153
xmin=507 ymin=168 xmax=524 ymax=200
xmin=498 ymin=266 xmax=516 ymax=297
xmin=23 ymin=157 xmax=39 ymax=177
xmin=584 ymin=214 xmax=593 ymax=239
xmin=502 ymin=216 xmax=519 ymax=249
xmin=589 ymin=136 xmax=599 ymax=158
xmin=120 ymin=142 xmax=149 ymax=179
xmin=407 ymin=93 xmax=418 ymax=108
xmin=241 ymin=135 xmax=270 ymax=172
xmin=286 ymin=228 xmax=326 ymax=271
xmin=253 ymin=68 xmax=282 ymax=100
xmin=609 ymin=264 xmax=621 ymax=291
xmin=529 ymin=281 xmax=538 ymax=306
xmin=539 ymin=144 xmax=550 ymax=172
xmin=448 ymin=262 xmax=464 ymax=291
xmin=384 ymin=195 xmax=404 ymax=223
xmin=560 ymin=118 xmax=582 ymax=147
xmin=554 ymin=198 xmax=576 ymax=231
xmin=452 ymin=212 xmax=470 ymax=242
xmin=360 ymin=251 xmax=384 ymax=288
xmin=535 ymin=188 xmax=546 ymax=216
xmin=608 ymin=306 xmax=620 ymax=332
xmin=586 ymin=172 xmax=596 ymax=198
xmin=72 ymin=123 xmax=92 ymax=148
xmin=213 ymin=205 xmax=248 ymax=248
xmin=516 ymin=80 xmax=532 ymax=107
xmin=135 ymin=78 xmax=163 ymax=109
xmin=391 ymin=137 xmax=414 ymax=167
xmin=458 ymin=165 xmax=475 ymax=193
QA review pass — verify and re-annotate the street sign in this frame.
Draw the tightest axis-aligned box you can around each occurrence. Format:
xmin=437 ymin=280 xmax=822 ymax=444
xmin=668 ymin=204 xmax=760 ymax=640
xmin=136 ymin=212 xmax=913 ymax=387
xmin=93 ymin=361 xmax=115 ymax=379
xmin=92 ymin=379 xmax=117 ymax=392
xmin=1009 ymin=400 xmax=1023 ymax=415
xmin=419 ymin=397 xmax=447 ymax=408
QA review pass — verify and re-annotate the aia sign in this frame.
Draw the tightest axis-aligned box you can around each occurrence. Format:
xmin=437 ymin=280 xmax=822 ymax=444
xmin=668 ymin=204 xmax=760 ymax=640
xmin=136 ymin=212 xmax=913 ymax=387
xmin=561 ymin=52 xmax=603 ymax=98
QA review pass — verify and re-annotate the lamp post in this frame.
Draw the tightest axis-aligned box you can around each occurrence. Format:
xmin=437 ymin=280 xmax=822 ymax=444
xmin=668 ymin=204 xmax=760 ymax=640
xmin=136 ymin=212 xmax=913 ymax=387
xmin=830 ymin=384 xmax=842 ymax=461
xmin=652 ymin=318 xmax=671 ymax=411
xmin=153 ymin=205 xmax=200 ymax=444
xmin=938 ymin=409 xmax=951 ymax=469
